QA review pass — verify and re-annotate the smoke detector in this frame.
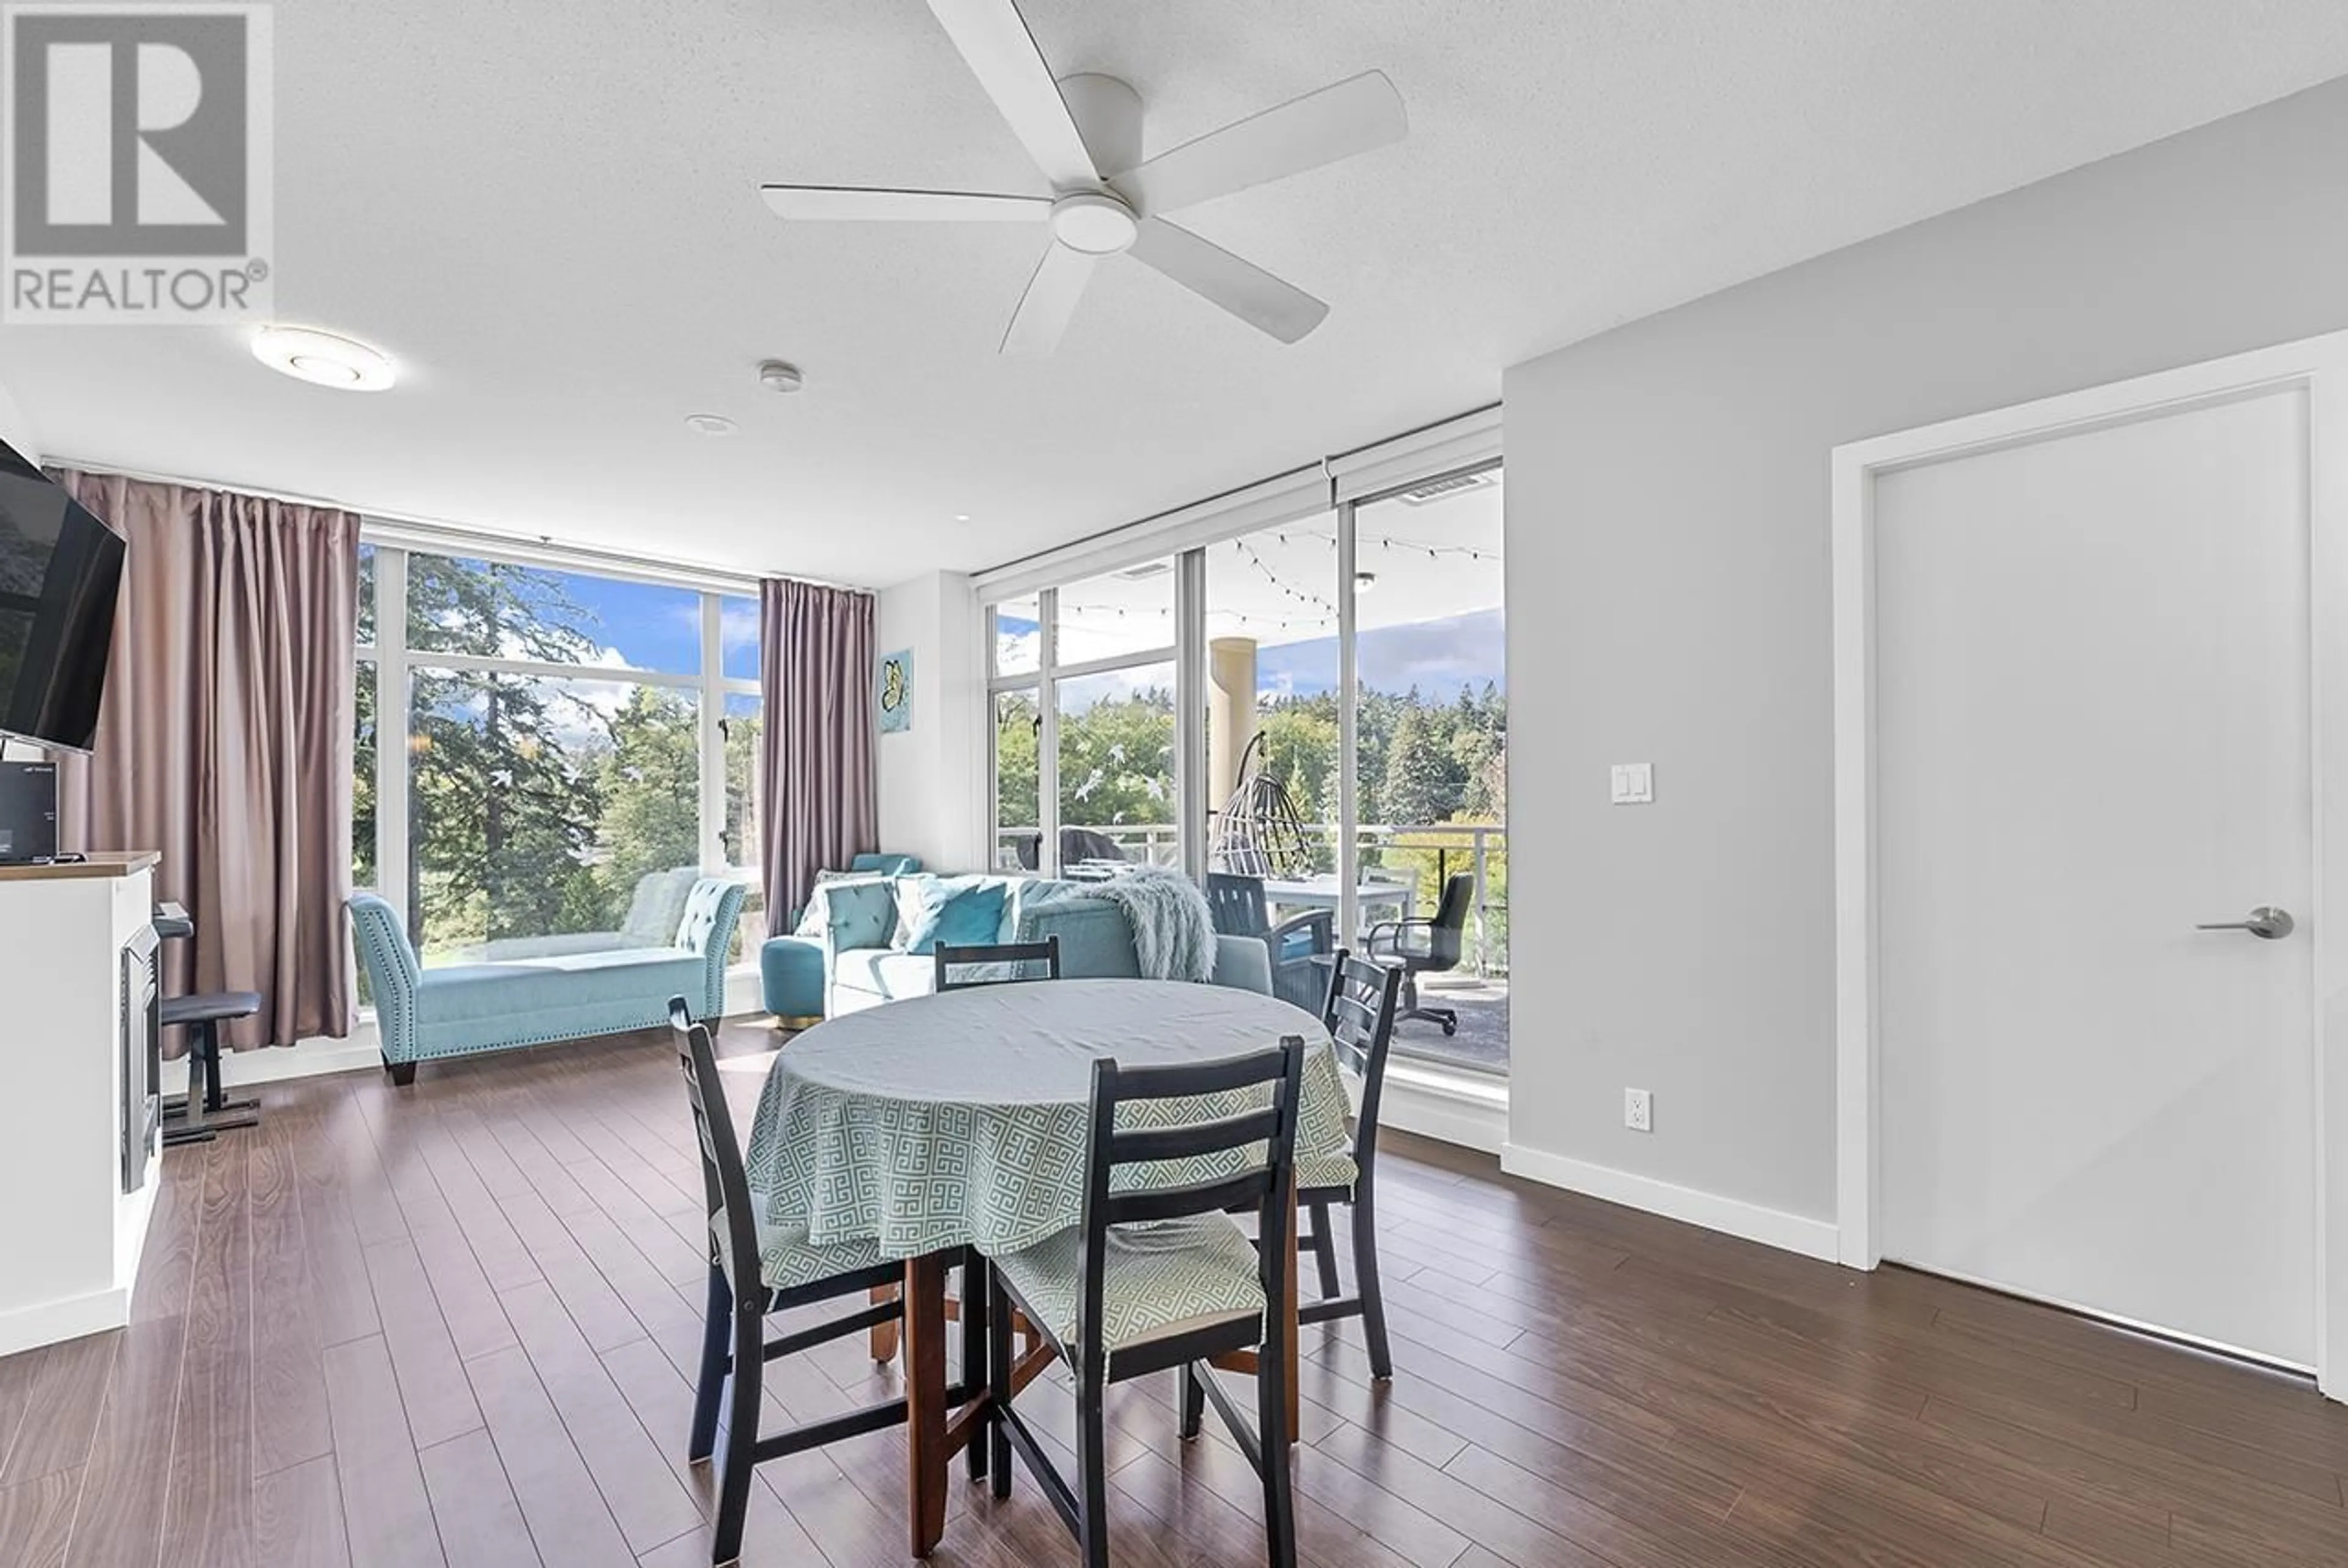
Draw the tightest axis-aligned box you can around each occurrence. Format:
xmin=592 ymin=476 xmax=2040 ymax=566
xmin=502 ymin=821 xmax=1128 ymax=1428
xmin=759 ymin=359 xmax=804 ymax=394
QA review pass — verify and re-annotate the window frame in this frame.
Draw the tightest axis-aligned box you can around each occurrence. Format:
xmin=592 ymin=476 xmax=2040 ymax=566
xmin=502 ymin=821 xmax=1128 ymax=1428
xmin=356 ymin=538 xmax=762 ymax=954
xmin=988 ymin=570 xmax=1187 ymax=877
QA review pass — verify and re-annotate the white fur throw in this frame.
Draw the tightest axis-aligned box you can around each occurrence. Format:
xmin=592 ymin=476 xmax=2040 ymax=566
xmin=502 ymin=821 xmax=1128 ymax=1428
xmin=1072 ymin=866 xmax=1218 ymax=982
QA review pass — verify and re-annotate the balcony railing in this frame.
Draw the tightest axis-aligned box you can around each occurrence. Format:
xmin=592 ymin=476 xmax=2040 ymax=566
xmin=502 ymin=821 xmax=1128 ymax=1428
xmin=994 ymin=820 xmax=1510 ymax=978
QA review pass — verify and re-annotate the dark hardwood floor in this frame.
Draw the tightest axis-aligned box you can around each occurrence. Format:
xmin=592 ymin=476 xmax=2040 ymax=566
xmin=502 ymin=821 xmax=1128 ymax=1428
xmin=4 ymin=1023 xmax=2346 ymax=1567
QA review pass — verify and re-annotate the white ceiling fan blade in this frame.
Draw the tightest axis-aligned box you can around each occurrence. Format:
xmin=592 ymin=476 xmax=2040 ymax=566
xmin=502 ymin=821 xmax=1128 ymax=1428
xmin=1000 ymin=242 xmax=1097 ymax=355
xmin=1111 ymin=70 xmax=1406 ymax=216
xmin=761 ymin=185 xmax=1051 ymax=222
xmin=1127 ymin=219 xmax=1328 ymax=344
xmin=925 ymin=0 xmax=1101 ymax=190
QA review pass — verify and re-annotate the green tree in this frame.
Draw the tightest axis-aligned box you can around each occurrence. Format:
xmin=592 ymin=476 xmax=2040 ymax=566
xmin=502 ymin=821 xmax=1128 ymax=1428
xmin=595 ymin=686 xmax=701 ymax=902
xmin=404 ymin=558 xmax=608 ymax=957
xmin=1059 ymin=686 xmax=1175 ymax=829
xmin=1379 ymin=694 xmax=1469 ymax=826
xmin=994 ymin=690 xmax=1039 ymax=831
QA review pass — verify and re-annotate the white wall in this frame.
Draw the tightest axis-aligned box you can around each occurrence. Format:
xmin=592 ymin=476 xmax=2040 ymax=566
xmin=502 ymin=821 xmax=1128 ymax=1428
xmin=876 ymin=571 xmax=986 ymax=872
xmin=0 ymin=368 xmax=39 ymax=460
xmin=1501 ymin=75 xmax=2348 ymax=1244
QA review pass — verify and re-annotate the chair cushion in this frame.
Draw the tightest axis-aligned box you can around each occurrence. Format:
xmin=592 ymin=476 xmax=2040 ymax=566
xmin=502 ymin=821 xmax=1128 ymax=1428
xmin=830 ymin=948 xmax=937 ymax=1003
xmin=713 ymin=1210 xmax=890 ymax=1294
xmin=1295 ymin=1147 xmax=1362 ymax=1193
xmin=992 ymin=1213 xmax=1265 ymax=1361
xmin=161 ymin=990 xmax=262 ymax=1026
xmin=416 ymin=948 xmax=705 ymax=1024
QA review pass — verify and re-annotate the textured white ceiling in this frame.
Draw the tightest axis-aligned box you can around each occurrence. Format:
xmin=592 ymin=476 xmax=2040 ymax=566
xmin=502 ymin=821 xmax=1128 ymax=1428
xmin=4 ymin=1 xmax=2346 ymax=586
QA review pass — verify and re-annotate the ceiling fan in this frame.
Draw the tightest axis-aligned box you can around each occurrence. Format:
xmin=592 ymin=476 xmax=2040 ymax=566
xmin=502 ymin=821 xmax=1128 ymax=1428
xmin=760 ymin=0 xmax=1407 ymax=354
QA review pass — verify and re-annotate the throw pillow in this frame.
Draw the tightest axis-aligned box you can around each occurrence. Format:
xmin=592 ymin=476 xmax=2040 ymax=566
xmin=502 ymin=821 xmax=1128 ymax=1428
xmin=897 ymin=876 xmax=1008 ymax=955
xmin=917 ymin=880 xmax=1008 ymax=955
xmin=890 ymin=874 xmax=941 ymax=949
xmin=791 ymin=869 xmax=860 ymax=938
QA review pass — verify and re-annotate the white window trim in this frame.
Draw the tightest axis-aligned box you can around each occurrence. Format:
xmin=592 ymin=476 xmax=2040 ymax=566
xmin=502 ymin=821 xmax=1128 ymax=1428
xmin=359 ymin=537 xmax=761 ymax=942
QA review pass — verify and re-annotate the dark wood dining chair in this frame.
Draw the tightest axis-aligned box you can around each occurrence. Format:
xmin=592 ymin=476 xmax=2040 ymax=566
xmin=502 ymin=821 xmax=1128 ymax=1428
xmin=667 ymin=997 xmax=987 ymax=1565
xmin=1299 ymin=952 xmax=1405 ymax=1378
xmin=933 ymin=933 xmax=1061 ymax=992
xmin=986 ymin=1039 xmax=1306 ymax=1568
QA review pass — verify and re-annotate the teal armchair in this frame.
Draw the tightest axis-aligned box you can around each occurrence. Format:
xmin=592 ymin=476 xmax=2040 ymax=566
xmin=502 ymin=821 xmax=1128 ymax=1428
xmin=350 ymin=878 xmax=746 ymax=1084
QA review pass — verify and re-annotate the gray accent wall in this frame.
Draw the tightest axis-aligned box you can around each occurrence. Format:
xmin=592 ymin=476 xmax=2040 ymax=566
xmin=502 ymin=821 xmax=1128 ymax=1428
xmin=1501 ymin=74 xmax=2348 ymax=1229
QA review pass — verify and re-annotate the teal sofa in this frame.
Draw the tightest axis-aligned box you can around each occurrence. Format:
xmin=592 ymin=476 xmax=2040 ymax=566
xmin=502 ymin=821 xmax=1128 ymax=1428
xmin=349 ymin=879 xmax=746 ymax=1084
xmin=758 ymin=853 xmax=923 ymax=1020
xmin=773 ymin=872 xmax=1271 ymax=1018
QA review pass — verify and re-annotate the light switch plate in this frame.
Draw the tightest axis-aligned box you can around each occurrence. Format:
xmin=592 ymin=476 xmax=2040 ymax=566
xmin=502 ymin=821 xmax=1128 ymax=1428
xmin=1610 ymin=763 xmax=1655 ymax=804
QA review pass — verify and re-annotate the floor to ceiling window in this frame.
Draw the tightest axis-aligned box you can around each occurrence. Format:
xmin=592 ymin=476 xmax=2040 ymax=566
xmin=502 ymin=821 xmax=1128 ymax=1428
xmin=983 ymin=458 xmax=1506 ymax=1075
xmin=353 ymin=542 xmax=763 ymax=969
xmin=1349 ymin=471 xmax=1507 ymax=1072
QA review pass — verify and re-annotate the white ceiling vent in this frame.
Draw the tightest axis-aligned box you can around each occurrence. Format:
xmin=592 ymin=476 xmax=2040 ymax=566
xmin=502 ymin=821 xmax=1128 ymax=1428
xmin=1112 ymin=561 xmax=1174 ymax=581
xmin=1395 ymin=471 xmax=1496 ymax=506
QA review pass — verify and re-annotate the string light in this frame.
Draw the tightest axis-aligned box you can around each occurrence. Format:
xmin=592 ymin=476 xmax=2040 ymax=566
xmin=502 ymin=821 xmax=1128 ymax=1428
xmin=1047 ymin=524 xmax=1493 ymax=636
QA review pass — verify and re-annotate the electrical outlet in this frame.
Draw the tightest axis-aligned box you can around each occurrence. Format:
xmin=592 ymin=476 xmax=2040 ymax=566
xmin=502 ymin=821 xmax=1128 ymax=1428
xmin=1624 ymin=1088 xmax=1653 ymax=1133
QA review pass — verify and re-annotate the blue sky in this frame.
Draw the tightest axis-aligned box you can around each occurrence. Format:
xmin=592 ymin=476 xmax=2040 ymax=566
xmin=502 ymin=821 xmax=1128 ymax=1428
xmin=545 ymin=572 xmax=759 ymax=679
xmin=1260 ymin=609 xmax=1506 ymax=699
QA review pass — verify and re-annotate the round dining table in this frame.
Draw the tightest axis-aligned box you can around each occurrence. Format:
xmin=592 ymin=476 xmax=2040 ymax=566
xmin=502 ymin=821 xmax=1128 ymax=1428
xmin=741 ymin=977 xmax=1353 ymax=1557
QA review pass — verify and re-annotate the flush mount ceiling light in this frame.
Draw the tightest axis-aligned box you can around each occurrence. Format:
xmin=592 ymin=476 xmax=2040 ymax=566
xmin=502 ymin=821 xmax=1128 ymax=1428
xmin=251 ymin=326 xmax=396 ymax=391
xmin=684 ymin=413 xmax=739 ymax=436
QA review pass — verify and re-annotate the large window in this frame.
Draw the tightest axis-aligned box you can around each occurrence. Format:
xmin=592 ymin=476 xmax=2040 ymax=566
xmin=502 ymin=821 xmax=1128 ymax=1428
xmin=984 ymin=463 xmax=1507 ymax=1075
xmin=988 ymin=568 xmax=1181 ymax=874
xmin=355 ymin=545 xmax=763 ymax=970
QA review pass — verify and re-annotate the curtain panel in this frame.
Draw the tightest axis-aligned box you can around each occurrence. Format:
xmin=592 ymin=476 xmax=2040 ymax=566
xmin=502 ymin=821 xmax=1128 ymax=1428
xmin=759 ymin=578 xmax=879 ymax=924
xmin=53 ymin=469 xmax=360 ymax=1050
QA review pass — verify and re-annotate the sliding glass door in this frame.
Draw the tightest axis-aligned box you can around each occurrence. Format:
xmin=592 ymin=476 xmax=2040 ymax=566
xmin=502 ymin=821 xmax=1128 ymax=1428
xmin=983 ymin=460 xmax=1506 ymax=1075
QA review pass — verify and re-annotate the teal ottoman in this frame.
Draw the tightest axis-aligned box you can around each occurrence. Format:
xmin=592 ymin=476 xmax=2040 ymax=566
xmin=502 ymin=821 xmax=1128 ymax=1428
xmin=759 ymin=934 xmax=827 ymax=1024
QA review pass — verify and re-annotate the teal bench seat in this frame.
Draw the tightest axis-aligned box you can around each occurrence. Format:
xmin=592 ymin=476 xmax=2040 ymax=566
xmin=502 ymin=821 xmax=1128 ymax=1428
xmin=349 ymin=880 xmax=745 ymax=1084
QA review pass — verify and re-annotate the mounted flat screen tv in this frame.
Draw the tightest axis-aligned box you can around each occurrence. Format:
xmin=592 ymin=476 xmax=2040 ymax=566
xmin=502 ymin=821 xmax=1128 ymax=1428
xmin=0 ymin=439 xmax=124 ymax=753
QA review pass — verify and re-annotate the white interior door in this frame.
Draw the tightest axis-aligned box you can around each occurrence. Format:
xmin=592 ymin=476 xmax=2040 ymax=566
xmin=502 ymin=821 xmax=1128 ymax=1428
xmin=1875 ymin=384 xmax=2317 ymax=1367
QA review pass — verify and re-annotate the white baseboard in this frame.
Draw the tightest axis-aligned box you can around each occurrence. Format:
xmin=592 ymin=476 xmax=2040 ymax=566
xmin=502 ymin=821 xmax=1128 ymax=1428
xmin=1498 ymin=1142 xmax=1842 ymax=1263
xmin=159 ymin=1020 xmax=385 ymax=1095
xmin=0 ymin=1286 xmax=130 ymax=1360
xmin=1379 ymin=1066 xmax=1508 ymax=1155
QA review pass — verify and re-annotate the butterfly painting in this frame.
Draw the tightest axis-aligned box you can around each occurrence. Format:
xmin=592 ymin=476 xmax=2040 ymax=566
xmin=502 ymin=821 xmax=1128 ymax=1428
xmin=878 ymin=649 xmax=913 ymax=734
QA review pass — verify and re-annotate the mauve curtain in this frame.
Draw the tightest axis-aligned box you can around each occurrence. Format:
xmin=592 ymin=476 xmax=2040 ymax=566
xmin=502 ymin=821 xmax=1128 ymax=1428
xmin=54 ymin=469 xmax=360 ymax=1051
xmin=760 ymin=578 xmax=878 ymax=923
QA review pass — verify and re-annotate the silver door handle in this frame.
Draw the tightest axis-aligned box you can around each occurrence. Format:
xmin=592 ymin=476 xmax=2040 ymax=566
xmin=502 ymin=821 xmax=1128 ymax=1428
xmin=2195 ymin=905 xmax=2294 ymax=940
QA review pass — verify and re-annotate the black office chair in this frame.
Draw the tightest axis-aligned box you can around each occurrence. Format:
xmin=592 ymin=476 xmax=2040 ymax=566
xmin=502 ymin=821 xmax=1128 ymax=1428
xmin=152 ymin=902 xmax=260 ymax=1145
xmin=1362 ymin=872 xmax=1474 ymax=1036
xmin=1203 ymin=872 xmax=1334 ymax=1013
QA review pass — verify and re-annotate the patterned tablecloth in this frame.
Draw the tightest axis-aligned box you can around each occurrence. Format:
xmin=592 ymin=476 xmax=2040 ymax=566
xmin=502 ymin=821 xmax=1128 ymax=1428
xmin=744 ymin=978 xmax=1356 ymax=1259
